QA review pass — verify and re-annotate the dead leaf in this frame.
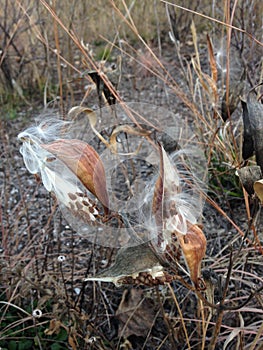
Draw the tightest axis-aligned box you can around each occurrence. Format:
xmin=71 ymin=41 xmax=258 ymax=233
xmin=223 ymin=313 xmax=244 ymax=350
xmin=116 ymin=288 xmax=155 ymax=338
xmin=191 ymin=21 xmax=201 ymax=72
xmin=109 ymin=124 xmax=151 ymax=154
xmin=88 ymin=69 xmax=117 ymax=106
xmin=68 ymin=335 xmax=77 ymax=350
xmin=192 ymin=58 xmax=218 ymax=106
xmin=67 ymin=106 xmax=109 ymax=148
xmin=44 ymin=319 xmax=61 ymax=336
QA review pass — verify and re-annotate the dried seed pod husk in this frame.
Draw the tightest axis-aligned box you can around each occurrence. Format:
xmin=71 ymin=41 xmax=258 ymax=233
xmin=241 ymin=99 xmax=254 ymax=160
xmin=254 ymin=179 xmax=263 ymax=204
xmin=241 ymin=94 xmax=263 ymax=172
xmin=177 ymin=223 xmax=206 ymax=289
xmin=42 ymin=139 xmax=109 ymax=213
xmin=236 ymin=166 xmax=262 ymax=196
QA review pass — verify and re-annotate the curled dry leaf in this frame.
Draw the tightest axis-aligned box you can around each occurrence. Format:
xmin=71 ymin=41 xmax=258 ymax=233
xmin=88 ymin=67 xmax=119 ymax=106
xmin=177 ymin=224 xmax=206 ymax=289
xmin=68 ymin=106 xmax=110 ymax=147
xmin=254 ymin=179 xmax=263 ymax=204
xmin=68 ymin=106 xmax=151 ymax=155
xmin=109 ymin=124 xmax=152 ymax=154
xmin=42 ymin=139 xmax=109 ymax=212
xmin=44 ymin=319 xmax=62 ymax=336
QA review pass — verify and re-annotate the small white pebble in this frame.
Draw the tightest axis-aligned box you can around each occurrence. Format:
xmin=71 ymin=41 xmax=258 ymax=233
xmin=57 ymin=255 xmax=66 ymax=262
xmin=32 ymin=309 xmax=42 ymax=318
xmin=74 ymin=288 xmax=81 ymax=295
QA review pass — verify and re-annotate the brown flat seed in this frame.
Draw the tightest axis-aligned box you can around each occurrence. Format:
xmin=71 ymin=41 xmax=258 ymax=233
xmin=139 ymin=276 xmax=145 ymax=283
xmin=158 ymin=276 xmax=166 ymax=284
xmin=69 ymin=202 xmax=75 ymax=210
xmin=68 ymin=193 xmax=77 ymax=201
xmin=46 ymin=156 xmax=56 ymax=162
xmin=76 ymin=201 xmax=84 ymax=210
xmin=76 ymin=192 xmax=86 ymax=198
xmin=82 ymin=200 xmax=91 ymax=207
xmin=89 ymin=206 xmax=95 ymax=214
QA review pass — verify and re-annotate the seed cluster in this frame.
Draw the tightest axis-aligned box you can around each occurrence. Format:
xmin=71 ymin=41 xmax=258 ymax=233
xmin=117 ymin=271 xmax=174 ymax=286
xmin=67 ymin=191 xmax=99 ymax=223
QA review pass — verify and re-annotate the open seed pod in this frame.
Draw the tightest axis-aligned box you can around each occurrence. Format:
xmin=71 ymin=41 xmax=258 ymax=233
xmin=177 ymin=224 xmax=206 ymax=289
xmin=42 ymin=139 xmax=109 ymax=213
xmin=152 ymin=144 xmax=180 ymax=249
xmin=152 ymin=144 xmax=206 ymax=288
xmin=84 ymin=242 xmax=172 ymax=286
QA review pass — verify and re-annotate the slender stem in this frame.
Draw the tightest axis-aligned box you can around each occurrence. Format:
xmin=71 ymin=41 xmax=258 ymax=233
xmin=208 ymin=250 xmax=233 ymax=350
xmin=167 ymin=284 xmax=191 ymax=350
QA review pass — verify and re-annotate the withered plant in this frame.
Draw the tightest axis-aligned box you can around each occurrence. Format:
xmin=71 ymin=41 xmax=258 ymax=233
xmin=1 ymin=1 xmax=263 ymax=350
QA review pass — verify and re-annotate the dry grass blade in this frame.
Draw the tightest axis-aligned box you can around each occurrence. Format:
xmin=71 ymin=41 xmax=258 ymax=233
xmin=207 ymin=35 xmax=218 ymax=84
xmin=167 ymin=283 xmax=191 ymax=350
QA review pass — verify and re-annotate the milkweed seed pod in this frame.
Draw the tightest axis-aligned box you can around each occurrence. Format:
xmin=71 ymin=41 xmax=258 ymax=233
xmin=19 ymin=105 xmax=207 ymax=288
xmin=42 ymin=139 xmax=109 ymax=214
xmin=18 ymin=119 xmax=109 ymax=224
xmin=152 ymin=144 xmax=206 ymax=288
